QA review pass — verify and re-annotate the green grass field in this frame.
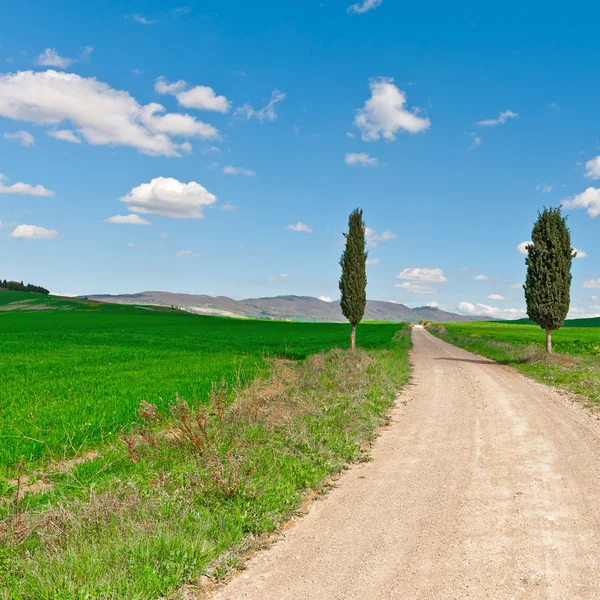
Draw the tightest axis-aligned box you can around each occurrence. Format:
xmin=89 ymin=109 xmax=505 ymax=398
xmin=430 ymin=321 xmax=600 ymax=403
xmin=0 ymin=291 xmax=411 ymax=598
xmin=0 ymin=291 xmax=402 ymax=475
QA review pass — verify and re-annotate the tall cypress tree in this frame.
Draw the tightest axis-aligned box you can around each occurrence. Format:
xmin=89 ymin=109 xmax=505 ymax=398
xmin=523 ymin=207 xmax=574 ymax=353
xmin=339 ymin=208 xmax=367 ymax=352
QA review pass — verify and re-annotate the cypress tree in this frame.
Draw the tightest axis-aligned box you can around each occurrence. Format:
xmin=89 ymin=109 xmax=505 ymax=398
xmin=523 ymin=207 xmax=575 ymax=353
xmin=339 ymin=208 xmax=367 ymax=352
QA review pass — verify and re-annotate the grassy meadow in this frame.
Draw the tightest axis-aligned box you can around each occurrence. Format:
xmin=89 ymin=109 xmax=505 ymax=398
xmin=0 ymin=291 xmax=401 ymax=476
xmin=429 ymin=321 xmax=600 ymax=404
xmin=0 ymin=291 xmax=411 ymax=598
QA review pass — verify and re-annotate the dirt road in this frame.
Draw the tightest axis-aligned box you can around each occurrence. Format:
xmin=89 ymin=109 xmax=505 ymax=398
xmin=214 ymin=327 xmax=600 ymax=599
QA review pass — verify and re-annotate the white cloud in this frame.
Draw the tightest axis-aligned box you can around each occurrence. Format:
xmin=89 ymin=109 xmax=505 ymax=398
xmin=365 ymin=227 xmax=396 ymax=247
xmin=4 ymin=130 xmax=35 ymax=147
xmin=155 ymin=76 xmax=230 ymax=113
xmin=517 ymin=241 xmax=532 ymax=256
xmin=0 ymin=173 xmax=54 ymax=197
xmin=458 ymin=301 xmax=526 ymax=320
xmin=426 ymin=301 xmax=445 ymax=309
xmin=235 ymin=89 xmax=286 ymax=123
xmin=561 ymin=187 xmax=600 ymax=218
xmin=105 ymin=214 xmax=151 ymax=225
xmin=0 ymin=70 xmax=219 ymax=157
xmin=119 ymin=177 xmax=217 ymax=219
xmin=319 ymin=296 xmax=333 ymax=302
xmin=487 ymin=294 xmax=505 ymax=301
xmin=347 ymin=0 xmax=382 ymax=13
xmin=536 ymin=184 xmax=553 ymax=193
xmin=476 ymin=110 xmax=518 ymax=127
xmin=393 ymin=282 xmax=436 ymax=294
xmin=472 ymin=274 xmax=488 ymax=281
xmin=467 ymin=132 xmax=481 ymax=151
xmin=130 ymin=14 xmax=158 ymax=25
xmin=47 ymin=129 xmax=82 ymax=144
xmin=175 ymin=249 xmax=201 ymax=258
xmin=582 ymin=279 xmax=600 ymax=289
xmin=125 ymin=242 xmax=136 ymax=248
xmin=366 ymin=257 xmax=380 ymax=265
xmin=573 ymin=248 xmax=588 ymax=258
xmin=267 ymin=274 xmax=289 ymax=283
xmin=35 ymin=48 xmax=76 ymax=69
xmin=222 ymin=165 xmax=256 ymax=176
xmin=346 ymin=131 xmax=356 ymax=139
xmin=285 ymin=221 xmax=313 ymax=233
xmin=10 ymin=224 xmax=59 ymax=239
xmin=396 ymin=267 xmax=447 ymax=283
xmin=585 ymin=156 xmax=600 ymax=179
xmin=354 ymin=77 xmax=430 ymax=141
xmin=344 ymin=152 xmax=384 ymax=167
xmin=509 ymin=283 xmax=523 ymax=290
xmin=567 ymin=306 xmax=600 ymax=319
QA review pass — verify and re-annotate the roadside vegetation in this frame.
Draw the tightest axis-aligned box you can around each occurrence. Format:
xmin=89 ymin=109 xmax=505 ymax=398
xmin=428 ymin=322 xmax=600 ymax=405
xmin=0 ymin=312 xmax=411 ymax=598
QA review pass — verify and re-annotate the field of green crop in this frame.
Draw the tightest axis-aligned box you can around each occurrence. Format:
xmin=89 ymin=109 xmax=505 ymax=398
xmin=0 ymin=291 xmax=403 ymax=476
xmin=439 ymin=321 xmax=600 ymax=356
xmin=430 ymin=321 xmax=600 ymax=403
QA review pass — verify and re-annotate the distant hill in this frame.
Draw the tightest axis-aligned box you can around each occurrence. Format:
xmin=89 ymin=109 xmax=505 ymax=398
xmin=509 ymin=317 xmax=600 ymax=328
xmin=84 ymin=291 xmax=492 ymax=323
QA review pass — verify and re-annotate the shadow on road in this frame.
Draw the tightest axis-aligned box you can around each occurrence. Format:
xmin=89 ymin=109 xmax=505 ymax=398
xmin=434 ymin=357 xmax=498 ymax=366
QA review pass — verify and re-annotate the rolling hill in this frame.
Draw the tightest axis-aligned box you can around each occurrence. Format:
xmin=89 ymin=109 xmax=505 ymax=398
xmin=84 ymin=291 xmax=492 ymax=323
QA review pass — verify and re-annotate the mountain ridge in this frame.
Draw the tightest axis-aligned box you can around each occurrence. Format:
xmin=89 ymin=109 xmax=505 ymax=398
xmin=84 ymin=291 xmax=492 ymax=323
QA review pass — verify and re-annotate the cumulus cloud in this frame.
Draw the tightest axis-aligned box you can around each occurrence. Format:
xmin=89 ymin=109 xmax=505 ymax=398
xmin=561 ymin=187 xmax=600 ymax=218
xmin=35 ymin=48 xmax=76 ymax=69
xmin=366 ymin=257 xmax=380 ymax=265
xmin=487 ymin=294 xmax=505 ymax=301
xmin=476 ymin=110 xmax=518 ymax=126
xmin=0 ymin=173 xmax=54 ymax=196
xmin=319 ymin=296 xmax=333 ymax=302
xmin=536 ymin=184 xmax=553 ymax=193
xmin=458 ymin=301 xmax=525 ymax=320
xmin=175 ymin=249 xmax=201 ymax=258
xmin=509 ymin=283 xmax=523 ymax=290
xmin=354 ymin=77 xmax=430 ymax=141
xmin=347 ymin=0 xmax=382 ymax=14
xmin=365 ymin=227 xmax=396 ymax=246
xmin=47 ymin=129 xmax=81 ymax=143
xmin=4 ymin=130 xmax=35 ymax=147
xmin=472 ymin=274 xmax=488 ymax=281
xmin=426 ymin=301 xmax=445 ymax=309
xmin=155 ymin=76 xmax=230 ymax=113
xmin=285 ymin=221 xmax=313 ymax=233
xmin=344 ymin=152 xmax=384 ymax=167
xmin=0 ymin=70 xmax=219 ymax=157
xmin=573 ymin=248 xmax=588 ymax=258
xmin=222 ymin=165 xmax=256 ymax=176
xmin=10 ymin=224 xmax=59 ymax=239
xmin=582 ymin=279 xmax=600 ymax=289
xmin=396 ymin=268 xmax=447 ymax=283
xmin=119 ymin=177 xmax=217 ymax=219
xmin=393 ymin=282 xmax=436 ymax=294
xmin=129 ymin=14 xmax=158 ymax=25
xmin=105 ymin=214 xmax=151 ymax=225
xmin=235 ymin=90 xmax=286 ymax=123
xmin=585 ymin=156 xmax=600 ymax=179
xmin=517 ymin=241 xmax=532 ymax=256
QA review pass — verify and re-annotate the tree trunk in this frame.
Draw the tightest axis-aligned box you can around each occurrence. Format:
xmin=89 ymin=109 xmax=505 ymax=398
xmin=350 ymin=323 xmax=356 ymax=353
xmin=545 ymin=329 xmax=552 ymax=354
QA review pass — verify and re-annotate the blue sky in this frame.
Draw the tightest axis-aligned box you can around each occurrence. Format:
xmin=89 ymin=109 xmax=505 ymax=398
xmin=1 ymin=0 xmax=600 ymax=319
